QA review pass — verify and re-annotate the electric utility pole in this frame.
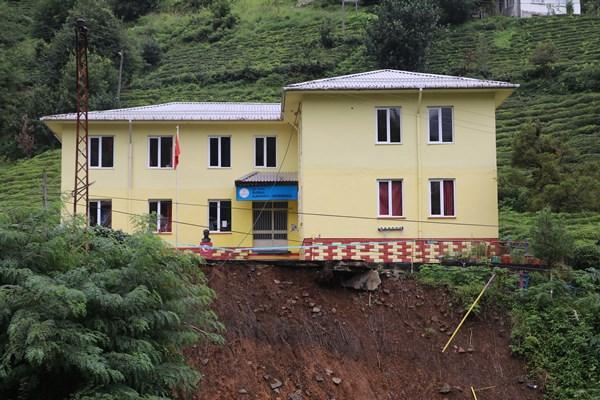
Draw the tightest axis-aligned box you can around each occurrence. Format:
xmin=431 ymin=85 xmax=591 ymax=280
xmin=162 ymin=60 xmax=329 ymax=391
xmin=117 ymin=50 xmax=123 ymax=102
xmin=73 ymin=18 xmax=90 ymax=218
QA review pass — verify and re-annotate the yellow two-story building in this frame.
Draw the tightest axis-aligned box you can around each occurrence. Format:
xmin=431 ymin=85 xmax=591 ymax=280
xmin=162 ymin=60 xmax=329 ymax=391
xmin=43 ymin=70 xmax=518 ymax=263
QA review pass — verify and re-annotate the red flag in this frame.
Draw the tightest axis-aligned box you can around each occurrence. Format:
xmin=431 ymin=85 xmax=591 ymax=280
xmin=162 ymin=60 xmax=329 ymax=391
xmin=174 ymin=131 xmax=181 ymax=169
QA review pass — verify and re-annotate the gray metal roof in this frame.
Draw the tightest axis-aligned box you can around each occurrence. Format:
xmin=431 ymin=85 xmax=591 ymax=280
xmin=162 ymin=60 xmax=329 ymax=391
xmin=284 ymin=69 xmax=519 ymax=91
xmin=41 ymin=70 xmax=518 ymax=123
xmin=235 ymin=172 xmax=298 ymax=186
xmin=41 ymin=102 xmax=282 ymax=121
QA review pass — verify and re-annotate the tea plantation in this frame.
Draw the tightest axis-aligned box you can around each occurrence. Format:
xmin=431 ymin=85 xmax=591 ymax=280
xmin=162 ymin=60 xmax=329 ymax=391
xmin=1 ymin=1 xmax=599 ymax=242
xmin=427 ymin=16 xmax=600 ymax=167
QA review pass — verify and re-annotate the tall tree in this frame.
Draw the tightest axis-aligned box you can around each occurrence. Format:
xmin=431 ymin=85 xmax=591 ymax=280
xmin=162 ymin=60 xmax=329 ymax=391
xmin=366 ymin=0 xmax=441 ymax=71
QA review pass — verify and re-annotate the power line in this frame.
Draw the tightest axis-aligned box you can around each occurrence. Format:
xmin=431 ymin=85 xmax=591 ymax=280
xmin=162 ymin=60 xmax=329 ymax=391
xmin=90 ymin=193 xmax=499 ymax=228
xmin=38 ymin=189 xmax=499 ymax=228
xmin=62 ymin=199 xmax=305 ymax=243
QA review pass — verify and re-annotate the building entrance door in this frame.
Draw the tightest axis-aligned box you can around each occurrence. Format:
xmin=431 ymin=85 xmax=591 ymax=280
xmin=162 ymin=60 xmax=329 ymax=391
xmin=252 ymin=201 xmax=288 ymax=250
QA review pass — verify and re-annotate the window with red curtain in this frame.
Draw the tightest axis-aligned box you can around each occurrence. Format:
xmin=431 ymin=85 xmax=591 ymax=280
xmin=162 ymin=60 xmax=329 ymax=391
xmin=378 ymin=180 xmax=403 ymax=216
xmin=430 ymin=179 xmax=455 ymax=216
xmin=163 ymin=200 xmax=173 ymax=232
xmin=443 ymin=180 xmax=454 ymax=216
xmin=379 ymin=181 xmax=389 ymax=215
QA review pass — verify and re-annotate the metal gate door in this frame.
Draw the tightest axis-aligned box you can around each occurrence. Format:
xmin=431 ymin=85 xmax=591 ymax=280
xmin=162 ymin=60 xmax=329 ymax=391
xmin=253 ymin=201 xmax=288 ymax=249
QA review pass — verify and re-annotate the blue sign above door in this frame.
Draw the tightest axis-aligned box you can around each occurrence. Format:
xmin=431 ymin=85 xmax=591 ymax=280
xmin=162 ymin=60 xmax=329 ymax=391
xmin=236 ymin=185 xmax=298 ymax=201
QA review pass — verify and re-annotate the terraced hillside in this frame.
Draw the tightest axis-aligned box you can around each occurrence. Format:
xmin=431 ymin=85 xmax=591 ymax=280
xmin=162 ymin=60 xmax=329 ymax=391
xmin=122 ymin=2 xmax=372 ymax=105
xmin=0 ymin=150 xmax=60 ymax=211
xmin=124 ymin=10 xmax=600 ymax=171
xmin=500 ymin=209 xmax=600 ymax=243
xmin=427 ymin=16 xmax=600 ymax=167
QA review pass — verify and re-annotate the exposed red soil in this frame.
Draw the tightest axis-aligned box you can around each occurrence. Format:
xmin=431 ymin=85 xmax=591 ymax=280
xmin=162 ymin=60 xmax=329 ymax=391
xmin=188 ymin=264 xmax=541 ymax=400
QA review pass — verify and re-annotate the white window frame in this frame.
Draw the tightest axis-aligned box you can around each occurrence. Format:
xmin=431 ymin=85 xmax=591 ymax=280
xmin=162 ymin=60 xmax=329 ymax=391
xmin=88 ymin=199 xmax=111 ymax=227
xmin=427 ymin=107 xmax=454 ymax=144
xmin=148 ymin=136 xmax=174 ymax=169
xmin=377 ymin=179 xmax=403 ymax=217
xmin=375 ymin=107 xmax=402 ymax=144
xmin=429 ymin=179 xmax=456 ymax=217
xmin=254 ymin=136 xmax=277 ymax=168
xmin=89 ymin=136 xmax=114 ymax=168
xmin=208 ymin=136 xmax=231 ymax=168
xmin=208 ymin=199 xmax=231 ymax=233
xmin=149 ymin=199 xmax=172 ymax=233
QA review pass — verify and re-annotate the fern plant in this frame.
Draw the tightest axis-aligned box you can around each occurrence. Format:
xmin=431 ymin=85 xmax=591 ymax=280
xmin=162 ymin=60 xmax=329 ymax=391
xmin=0 ymin=209 xmax=223 ymax=400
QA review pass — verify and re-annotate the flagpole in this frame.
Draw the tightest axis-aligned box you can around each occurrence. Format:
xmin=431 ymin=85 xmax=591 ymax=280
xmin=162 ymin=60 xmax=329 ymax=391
xmin=175 ymin=125 xmax=179 ymax=247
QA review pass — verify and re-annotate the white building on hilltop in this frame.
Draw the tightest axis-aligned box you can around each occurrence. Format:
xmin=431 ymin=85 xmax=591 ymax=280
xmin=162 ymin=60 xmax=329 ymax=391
xmin=499 ymin=0 xmax=581 ymax=17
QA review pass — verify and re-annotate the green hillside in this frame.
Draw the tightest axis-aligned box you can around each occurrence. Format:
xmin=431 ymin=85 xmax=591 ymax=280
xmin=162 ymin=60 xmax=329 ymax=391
xmin=0 ymin=150 xmax=60 ymax=210
xmin=121 ymin=1 xmax=371 ymax=105
xmin=427 ymin=16 xmax=600 ymax=167
xmin=1 ymin=0 xmax=599 ymax=240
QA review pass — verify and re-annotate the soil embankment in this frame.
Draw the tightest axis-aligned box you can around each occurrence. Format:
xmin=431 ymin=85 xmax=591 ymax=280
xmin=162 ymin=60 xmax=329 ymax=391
xmin=188 ymin=264 xmax=540 ymax=400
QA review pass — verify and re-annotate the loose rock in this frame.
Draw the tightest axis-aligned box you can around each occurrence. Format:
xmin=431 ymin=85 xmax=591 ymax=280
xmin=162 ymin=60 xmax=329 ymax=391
xmin=270 ymin=378 xmax=283 ymax=390
xmin=439 ymin=383 xmax=452 ymax=394
xmin=332 ymin=377 xmax=342 ymax=385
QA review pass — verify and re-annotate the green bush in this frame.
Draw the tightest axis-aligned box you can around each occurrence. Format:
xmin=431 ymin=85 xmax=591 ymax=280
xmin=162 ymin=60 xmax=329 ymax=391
xmin=419 ymin=265 xmax=600 ymax=399
xmin=141 ymin=39 xmax=162 ymax=69
xmin=530 ymin=40 xmax=560 ymax=78
xmin=571 ymin=243 xmax=600 ymax=270
xmin=319 ymin=17 xmax=335 ymax=49
xmin=109 ymin=0 xmax=160 ymax=22
xmin=530 ymin=208 xmax=574 ymax=267
xmin=0 ymin=210 xmax=223 ymax=399
xmin=510 ymin=270 xmax=600 ymax=399
xmin=365 ymin=0 xmax=441 ymax=71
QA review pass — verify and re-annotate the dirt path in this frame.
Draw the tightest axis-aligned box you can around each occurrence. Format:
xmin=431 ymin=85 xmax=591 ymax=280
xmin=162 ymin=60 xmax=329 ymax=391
xmin=188 ymin=264 xmax=541 ymax=400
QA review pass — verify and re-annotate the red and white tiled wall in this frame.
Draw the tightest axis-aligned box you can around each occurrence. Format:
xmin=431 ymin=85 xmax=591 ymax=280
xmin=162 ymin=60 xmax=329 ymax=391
xmin=189 ymin=238 xmax=500 ymax=263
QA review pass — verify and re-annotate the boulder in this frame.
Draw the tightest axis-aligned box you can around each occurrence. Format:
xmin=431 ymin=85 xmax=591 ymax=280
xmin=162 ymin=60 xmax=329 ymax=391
xmin=341 ymin=270 xmax=381 ymax=291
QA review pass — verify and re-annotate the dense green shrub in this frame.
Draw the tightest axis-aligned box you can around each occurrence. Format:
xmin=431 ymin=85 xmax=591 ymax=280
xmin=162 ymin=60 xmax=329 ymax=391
xmin=530 ymin=208 xmax=574 ymax=267
xmin=109 ymin=0 xmax=160 ymax=22
xmin=419 ymin=265 xmax=600 ymax=399
xmin=32 ymin=0 xmax=76 ymax=41
xmin=365 ymin=0 xmax=441 ymax=71
xmin=0 ymin=210 xmax=223 ymax=400
xmin=571 ymin=243 xmax=600 ymax=270
xmin=438 ymin=0 xmax=476 ymax=25
xmin=418 ymin=265 xmax=517 ymax=311
xmin=141 ymin=39 xmax=162 ymax=69
xmin=510 ymin=269 xmax=600 ymax=399
xmin=530 ymin=40 xmax=560 ymax=78
xmin=319 ymin=18 xmax=336 ymax=49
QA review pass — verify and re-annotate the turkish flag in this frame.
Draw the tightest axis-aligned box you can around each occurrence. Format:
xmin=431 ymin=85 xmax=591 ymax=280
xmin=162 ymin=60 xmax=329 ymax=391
xmin=174 ymin=131 xmax=181 ymax=169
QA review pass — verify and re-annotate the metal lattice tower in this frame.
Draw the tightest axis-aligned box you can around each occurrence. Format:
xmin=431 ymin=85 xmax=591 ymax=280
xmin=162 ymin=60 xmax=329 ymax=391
xmin=73 ymin=19 xmax=89 ymax=218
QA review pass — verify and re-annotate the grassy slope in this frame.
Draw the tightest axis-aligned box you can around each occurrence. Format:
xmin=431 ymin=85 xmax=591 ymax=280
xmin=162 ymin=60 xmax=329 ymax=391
xmin=121 ymin=1 xmax=371 ymax=105
xmin=427 ymin=16 xmax=600 ymax=167
xmin=3 ymin=2 xmax=599 ymax=241
xmin=0 ymin=150 xmax=60 ymax=211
